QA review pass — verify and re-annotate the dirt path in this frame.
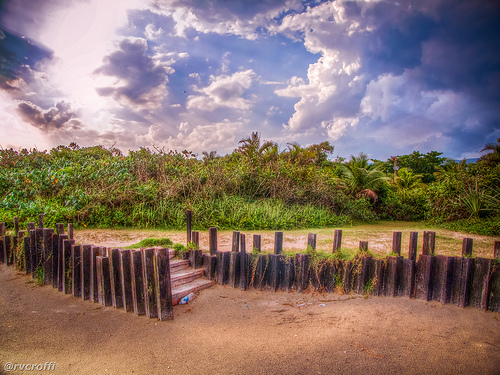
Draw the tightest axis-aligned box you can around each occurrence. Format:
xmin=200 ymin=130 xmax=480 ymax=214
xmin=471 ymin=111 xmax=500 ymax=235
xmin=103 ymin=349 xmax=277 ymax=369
xmin=1 ymin=264 xmax=499 ymax=374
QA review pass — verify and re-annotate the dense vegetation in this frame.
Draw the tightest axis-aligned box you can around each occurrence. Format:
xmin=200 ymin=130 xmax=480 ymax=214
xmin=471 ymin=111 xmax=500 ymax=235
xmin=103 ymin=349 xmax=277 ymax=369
xmin=0 ymin=134 xmax=499 ymax=235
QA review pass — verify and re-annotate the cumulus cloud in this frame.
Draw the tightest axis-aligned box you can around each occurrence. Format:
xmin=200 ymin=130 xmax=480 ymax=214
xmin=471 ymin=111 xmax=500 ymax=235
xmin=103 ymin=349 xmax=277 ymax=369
xmin=17 ymin=100 xmax=81 ymax=130
xmin=187 ymin=69 xmax=256 ymax=111
xmin=94 ymin=37 xmax=169 ymax=109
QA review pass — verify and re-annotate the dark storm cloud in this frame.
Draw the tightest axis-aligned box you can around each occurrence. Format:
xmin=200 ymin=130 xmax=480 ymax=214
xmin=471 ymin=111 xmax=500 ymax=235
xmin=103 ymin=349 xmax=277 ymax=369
xmin=17 ymin=100 xmax=81 ymax=130
xmin=94 ymin=37 xmax=168 ymax=105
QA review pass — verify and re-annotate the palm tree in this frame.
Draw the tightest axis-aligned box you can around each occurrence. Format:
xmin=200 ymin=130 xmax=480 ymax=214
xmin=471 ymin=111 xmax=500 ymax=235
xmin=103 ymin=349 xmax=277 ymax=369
xmin=237 ymin=132 xmax=275 ymax=161
xmin=342 ymin=153 xmax=389 ymax=200
xmin=394 ymin=168 xmax=423 ymax=190
xmin=480 ymin=138 xmax=500 ymax=166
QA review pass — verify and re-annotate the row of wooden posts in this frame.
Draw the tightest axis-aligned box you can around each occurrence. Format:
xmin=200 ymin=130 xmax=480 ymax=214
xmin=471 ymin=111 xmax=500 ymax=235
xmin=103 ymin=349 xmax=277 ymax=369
xmin=0 ymin=215 xmax=175 ymax=320
xmin=186 ymin=211 xmax=500 ymax=312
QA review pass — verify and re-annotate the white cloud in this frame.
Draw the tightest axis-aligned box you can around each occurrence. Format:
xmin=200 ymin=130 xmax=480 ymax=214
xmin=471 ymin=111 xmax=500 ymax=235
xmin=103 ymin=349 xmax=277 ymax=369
xmin=187 ymin=69 xmax=256 ymax=111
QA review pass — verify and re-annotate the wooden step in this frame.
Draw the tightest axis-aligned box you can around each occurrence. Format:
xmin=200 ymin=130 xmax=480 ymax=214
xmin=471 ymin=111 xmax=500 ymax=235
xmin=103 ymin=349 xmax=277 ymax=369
xmin=170 ymin=259 xmax=189 ymax=273
xmin=172 ymin=278 xmax=215 ymax=305
xmin=171 ymin=269 xmax=204 ymax=288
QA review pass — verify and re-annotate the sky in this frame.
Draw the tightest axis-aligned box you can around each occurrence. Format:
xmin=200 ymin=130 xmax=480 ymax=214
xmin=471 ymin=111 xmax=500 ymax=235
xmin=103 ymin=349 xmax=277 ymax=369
xmin=0 ymin=0 xmax=499 ymax=160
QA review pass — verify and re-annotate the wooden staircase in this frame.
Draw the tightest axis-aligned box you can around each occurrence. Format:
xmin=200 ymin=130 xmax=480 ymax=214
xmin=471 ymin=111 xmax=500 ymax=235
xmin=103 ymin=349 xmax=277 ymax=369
xmin=168 ymin=251 xmax=214 ymax=305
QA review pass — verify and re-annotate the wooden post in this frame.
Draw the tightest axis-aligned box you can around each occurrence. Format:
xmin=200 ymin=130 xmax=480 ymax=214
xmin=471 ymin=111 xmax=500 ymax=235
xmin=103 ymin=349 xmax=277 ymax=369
xmin=281 ymin=257 xmax=295 ymax=292
xmin=71 ymin=245 xmax=82 ymax=297
xmin=14 ymin=217 xmax=19 ymax=236
xmin=462 ymin=238 xmax=473 ymax=257
xmin=43 ymin=228 xmax=54 ymax=285
xmin=469 ymin=258 xmax=492 ymax=311
xmin=240 ymin=234 xmax=248 ymax=291
xmin=191 ymin=231 xmax=199 ymax=247
xmin=142 ymin=248 xmax=157 ymax=318
xmin=58 ymin=235 xmax=68 ymax=291
xmin=359 ymin=241 xmax=368 ymax=252
xmin=450 ymin=257 xmax=474 ymax=308
xmin=209 ymin=227 xmax=217 ymax=255
xmin=232 ymin=231 xmax=240 ymax=252
xmin=415 ymin=255 xmax=434 ymax=301
xmin=254 ymin=254 xmax=268 ymax=290
xmin=0 ymin=222 xmax=5 ymax=236
xmin=409 ymin=232 xmax=418 ymax=261
xmin=38 ymin=213 xmax=44 ymax=229
xmin=216 ymin=251 xmax=230 ymax=285
xmin=35 ymin=228 xmax=43 ymax=274
xmin=422 ymin=231 xmax=436 ymax=256
xmin=229 ymin=251 xmax=241 ymax=288
xmin=253 ymin=234 xmax=261 ymax=252
xmin=81 ymin=245 xmax=91 ymax=300
xmin=296 ymin=254 xmax=310 ymax=292
xmin=495 ymin=241 xmax=500 ymax=259
xmin=24 ymin=236 xmax=31 ymax=274
xmin=130 ymin=250 xmax=145 ymax=315
xmin=108 ymin=249 xmax=123 ymax=309
xmin=186 ymin=210 xmax=192 ymax=245
xmin=62 ymin=239 xmax=75 ymax=294
xmin=154 ymin=248 xmax=174 ymax=320
xmin=333 ymin=229 xmax=342 ymax=253
xmin=274 ymin=231 xmax=283 ymax=254
xmin=51 ymin=234 xmax=59 ymax=287
xmin=56 ymin=223 xmax=64 ymax=235
xmin=2 ymin=236 xmax=10 ymax=265
xmin=307 ymin=233 xmax=316 ymax=251
xmin=67 ymin=223 xmax=74 ymax=240
xmin=96 ymin=256 xmax=112 ymax=306
xmin=431 ymin=255 xmax=454 ymax=304
xmin=392 ymin=232 xmax=402 ymax=256
xmin=119 ymin=249 xmax=133 ymax=312
xmin=90 ymin=246 xmax=100 ymax=302
xmin=26 ymin=222 xmax=35 ymax=232
xmin=29 ymin=230 xmax=36 ymax=277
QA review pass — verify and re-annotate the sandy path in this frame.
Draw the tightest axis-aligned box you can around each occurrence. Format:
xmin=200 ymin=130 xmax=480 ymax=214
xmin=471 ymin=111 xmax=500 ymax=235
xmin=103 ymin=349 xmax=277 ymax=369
xmin=1 ymin=264 xmax=499 ymax=374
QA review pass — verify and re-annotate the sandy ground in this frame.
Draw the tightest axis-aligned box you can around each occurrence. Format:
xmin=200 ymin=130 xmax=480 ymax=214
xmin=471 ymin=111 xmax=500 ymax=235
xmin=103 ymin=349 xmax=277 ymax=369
xmin=74 ymin=224 xmax=500 ymax=259
xmin=1 ymin=264 xmax=499 ymax=375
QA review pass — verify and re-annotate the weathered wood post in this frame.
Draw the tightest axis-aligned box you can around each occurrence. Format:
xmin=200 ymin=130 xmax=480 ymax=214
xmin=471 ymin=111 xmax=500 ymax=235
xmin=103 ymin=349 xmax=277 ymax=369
xmin=307 ymin=233 xmax=316 ymax=251
xmin=57 ymin=235 xmax=68 ymax=291
xmin=462 ymin=238 xmax=473 ymax=257
xmin=274 ymin=231 xmax=283 ymax=254
xmin=209 ymin=227 xmax=217 ymax=256
xmin=232 ymin=231 xmax=240 ymax=252
xmin=495 ymin=241 xmax=500 ymax=259
xmin=0 ymin=236 xmax=4 ymax=264
xmin=0 ymin=222 xmax=5 ymax=236
xmin=67 ymin=223 xmax=74 ymax=240
xmin=96 ymin=256 xmax=112 ymax=306
xmin=191 ymin=231 xmax=199 ymax=247
xmin=35 ymin=228 xmax=44 ymax=274
xmin=415 ymin=255 xmax=434 ymax=301
xmin=409 ymin=232 xmax=418 ymax=261
xmin=392 ymin=232 xmax=402 ymax=255
xmin=119 ymin=249 xmax=133 ymax=312
xmin=80 ymin=245 xmax=91 ymax=300
xmin=253 ymin=234 xmax=261 ymax=252
xmin=90 ymin=246 xmax=100 ymax=302
xmin=130 ymin=250 xmax=145 ymax=315
xmin=359 ymin=241 xmax=368 ymax=252
xmin=24 ymin=236 xmax=31 ymax=274
xmin=240 ymin=234 xmax=249 ymax=291
xmin=431 ymin=255 xmax=454 ymax=304
xmin=14 ymin=217 xmax=19 ymax=236
xmin=154 ymin=248 xmax=174 ymax=320
xmin=72 ymin=244 xmax=82 ymax=297
xmin=108 ymin=249 xmax=123 ymax=308
xmin=29 ymin=230 xmax=36 ymax=277
xmin=333 ymin=229 xmax=342 ymax=253
xmin=469 ymin=258 xmax=492 ymax=311
xmin=38 ymin=214 xmax=44 ymax=229
xmin=186 ymin=210 xmax=192 ymax=245
xmin=296 ymin=254 xmax=310 ymax=292
xmin=62 ymin=239 xmax=75 ymax=294
xmin=56 ymin=223 xmax=64 ymax=235
xmin=268 ymin=254 xmax=281 ymax=292
xmin=43 ymin=228 xmax=54 ymax=284
xmin=51 ymin=234 xmax=59 ymax=287
xmin=229 ymin=250 xmax=241 ymax=288
xmin=142 ymin=248 xmax=157 ymax=318
xmin=2 ymin=236 xmax=10 ymax=265
xmin=422 ymin=231 xmax=436 ymax=256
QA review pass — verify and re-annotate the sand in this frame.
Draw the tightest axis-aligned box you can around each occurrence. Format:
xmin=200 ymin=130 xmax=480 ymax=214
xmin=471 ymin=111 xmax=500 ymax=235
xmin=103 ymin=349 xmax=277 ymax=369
xmin=1 ymin=263 xmax=499 ymax=375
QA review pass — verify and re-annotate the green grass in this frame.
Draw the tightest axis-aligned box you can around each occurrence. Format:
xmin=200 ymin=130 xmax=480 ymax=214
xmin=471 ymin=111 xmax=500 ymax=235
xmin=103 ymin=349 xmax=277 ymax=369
xmin=124 ymin=237 xmax=174 ymax=249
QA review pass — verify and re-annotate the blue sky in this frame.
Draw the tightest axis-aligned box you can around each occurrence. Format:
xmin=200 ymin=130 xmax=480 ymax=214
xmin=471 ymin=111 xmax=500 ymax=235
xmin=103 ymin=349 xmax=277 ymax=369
xmin=0 ymin=0 xmax=499 ymax=160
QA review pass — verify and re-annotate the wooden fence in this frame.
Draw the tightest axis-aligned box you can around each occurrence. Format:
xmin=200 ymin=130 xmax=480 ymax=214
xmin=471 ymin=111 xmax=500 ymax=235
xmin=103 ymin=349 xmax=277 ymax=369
xmin=0 ymin=216 xmax=174 ymax=320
